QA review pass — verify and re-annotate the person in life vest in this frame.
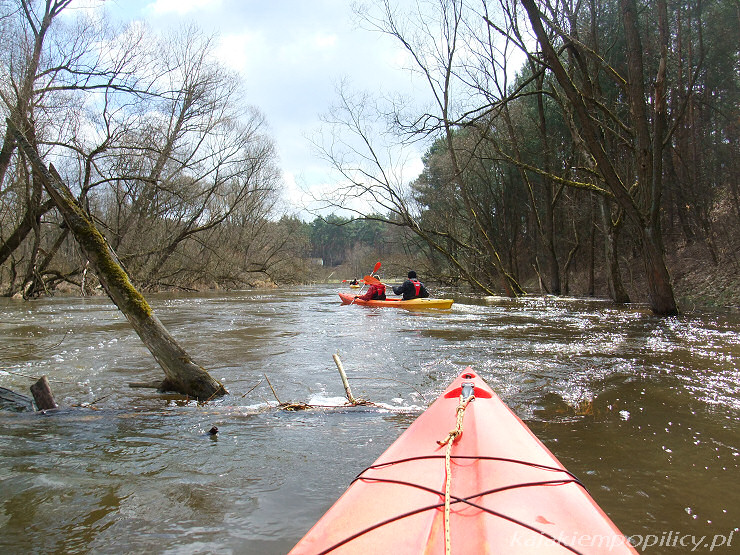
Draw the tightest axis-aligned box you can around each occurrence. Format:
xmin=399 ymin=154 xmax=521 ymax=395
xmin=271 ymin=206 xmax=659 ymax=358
xmin=355 ymin=275 xmax=386 ymax=301
xmin=393 ymin=270 xmax=430 ymax=300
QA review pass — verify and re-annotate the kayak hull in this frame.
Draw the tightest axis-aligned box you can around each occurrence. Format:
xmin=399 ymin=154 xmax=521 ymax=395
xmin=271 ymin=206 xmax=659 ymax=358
xmin=338 ymin=292 xmax=453 ymax=310
xmin=289 ymin=368 xmax=636 ymax=554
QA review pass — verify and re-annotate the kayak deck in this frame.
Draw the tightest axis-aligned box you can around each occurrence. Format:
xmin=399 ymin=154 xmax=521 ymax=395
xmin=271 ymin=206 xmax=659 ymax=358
xmin=338 ymin=292 xmax=453 ymax=309
xmin=289 ymin=369 xmax=635 ymax=554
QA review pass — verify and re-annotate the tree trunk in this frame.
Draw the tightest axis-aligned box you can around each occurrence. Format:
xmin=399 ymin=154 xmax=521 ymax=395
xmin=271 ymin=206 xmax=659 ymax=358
xmin=600 ymin=198 xmax=631 ymax=304
xmin=641 ymin=224 xmax=676 ymax=315
xmin=0 ymin=198 xmax=55 ymax=267
xmin=535 ymin=73 xmax=561 ymax=296
xmin=622 ymin=0 xmax=678 ymax=315
xmin=27 ymin=227 xmax=71 ymax=297
xmin=562 ymin=219 xmax=580 ymax=296
xmin=0 ymin=123 xmax=16 ymax=188
xmin=587 ymin=197 xmax=595 ymax=297
xmin=522 ymin=0 xmax=677 ymax=315
xmin=9 ymin=119 xmax=227 ymax=401
xmin=0 ymin=387 xmax=34 ymax=412
xmin=30 ymin=376 xmax=57 ymax=410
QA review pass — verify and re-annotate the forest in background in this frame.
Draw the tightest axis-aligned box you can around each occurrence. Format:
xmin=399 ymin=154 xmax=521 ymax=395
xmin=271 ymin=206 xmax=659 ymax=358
xmin=1 ymin=1 xmax=738 ymax=311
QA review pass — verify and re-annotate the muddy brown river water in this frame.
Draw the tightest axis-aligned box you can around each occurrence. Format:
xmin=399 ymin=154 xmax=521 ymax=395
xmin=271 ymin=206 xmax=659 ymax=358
xmin=0 ymin=286 xmax=738 ymax=553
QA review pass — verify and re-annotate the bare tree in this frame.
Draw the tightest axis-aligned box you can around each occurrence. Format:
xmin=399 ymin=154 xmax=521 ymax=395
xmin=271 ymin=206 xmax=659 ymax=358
xmin=1 ymin=5 xmax=287 ymax=295
xmin=86 ymin=26 xmax=284 ymax=290
xmin=316 ymin=1 xmax=526 ymax=296
xmin=0 ymin=0 xmax=155 ymax=295
xmin=10 ymin=117 xmax=227 ymax=400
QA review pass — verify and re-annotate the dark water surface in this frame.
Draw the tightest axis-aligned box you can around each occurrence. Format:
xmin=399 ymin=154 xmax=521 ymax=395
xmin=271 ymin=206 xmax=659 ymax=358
xmin=1 ymin=286 xmax=738 ymax=553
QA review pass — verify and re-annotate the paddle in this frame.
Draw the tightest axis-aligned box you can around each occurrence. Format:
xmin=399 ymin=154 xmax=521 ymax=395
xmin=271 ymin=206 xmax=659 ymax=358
xmin=361 ymin=274 xmax=404 ymax=299
xmin=351 ymin=261 xmax=381 ymax=304
xmin=362 ymin=275 xmax=382 ymax=286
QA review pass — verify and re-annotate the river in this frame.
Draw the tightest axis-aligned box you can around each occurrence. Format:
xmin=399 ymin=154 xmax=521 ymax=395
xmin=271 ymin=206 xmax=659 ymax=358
xmin=0 ymin=286 xmax=738 ymax=553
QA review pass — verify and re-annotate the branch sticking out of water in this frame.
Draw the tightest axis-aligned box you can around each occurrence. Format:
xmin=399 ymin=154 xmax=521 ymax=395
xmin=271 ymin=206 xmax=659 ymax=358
xmin=333 ymin=353 xmax=357 ymax=404
xmin=333 ymin=353 xmax=371 ymax=406
xmin=264 ymin=374 xmax=281 ymax=404
xmin=241 ymin=379 xmax=264 ymax=398
xmin=249 ymin=366 xmax=374 ymax=412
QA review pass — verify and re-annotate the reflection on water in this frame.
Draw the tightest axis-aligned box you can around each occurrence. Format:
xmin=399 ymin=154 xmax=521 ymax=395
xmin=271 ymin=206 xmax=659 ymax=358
xmin=0 ymin=287 xmax=738 ymax=553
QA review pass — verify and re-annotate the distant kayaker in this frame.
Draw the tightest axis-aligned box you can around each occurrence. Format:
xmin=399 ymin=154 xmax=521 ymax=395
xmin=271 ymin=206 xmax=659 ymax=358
xmin=355 ymin=275 xmax=386 ymax=301
xmin=349 ymin=278 xmax=358 ymax=285
xmin=393 ymin=271 xmax=430 ymax=300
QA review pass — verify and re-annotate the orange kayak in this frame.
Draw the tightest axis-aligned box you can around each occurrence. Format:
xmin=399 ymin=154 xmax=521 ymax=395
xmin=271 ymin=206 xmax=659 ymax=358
xmin=338 ymin=292 xmax=453 ymax=310
xmin=289 ymin=368 xmax=636 ymax=554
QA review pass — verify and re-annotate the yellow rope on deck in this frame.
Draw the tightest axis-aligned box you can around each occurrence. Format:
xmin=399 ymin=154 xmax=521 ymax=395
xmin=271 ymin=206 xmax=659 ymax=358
xmin=436 ymin=393 xmax=473 ymax=555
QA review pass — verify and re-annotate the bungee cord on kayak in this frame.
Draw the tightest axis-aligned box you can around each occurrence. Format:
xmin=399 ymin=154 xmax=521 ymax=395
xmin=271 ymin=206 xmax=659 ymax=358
xmin=356 ymin=454 xmax=588 ymax=481
xmin=313 ymin=472 xmax=588 ymax=554
xmin=312 ymin=422 xmax=593 ymax=554
xmin=289 ymin=369 xmax=637 ymax=554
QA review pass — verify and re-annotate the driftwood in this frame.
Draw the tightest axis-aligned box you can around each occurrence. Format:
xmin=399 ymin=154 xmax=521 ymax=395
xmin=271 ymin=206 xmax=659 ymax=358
xmin=0 ymin=386 xmax=34 ymax=412
xmin=333 ymin=353 xmax=358 ymax=404
xmin=30 ymin=375 xmax=57 ymax=410
xmin=8 ymin=118 xmax=227 ymax=401
xmin=128 ymin=380 xmax=167 ymax=389
xmin=260 ymin=357 xmax=374 ymax=412
xmin=333 ymin=354 xmax=370 ymax=406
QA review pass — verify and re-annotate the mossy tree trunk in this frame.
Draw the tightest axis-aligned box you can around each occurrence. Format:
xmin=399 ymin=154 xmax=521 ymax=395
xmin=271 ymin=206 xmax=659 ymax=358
xmin=9 ymin=119 xmax=227 ymax=401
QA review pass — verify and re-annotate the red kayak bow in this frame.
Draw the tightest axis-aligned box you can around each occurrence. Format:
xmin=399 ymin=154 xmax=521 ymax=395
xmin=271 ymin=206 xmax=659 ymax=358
xmin=290 ymin=368 xmax=636 ymax=554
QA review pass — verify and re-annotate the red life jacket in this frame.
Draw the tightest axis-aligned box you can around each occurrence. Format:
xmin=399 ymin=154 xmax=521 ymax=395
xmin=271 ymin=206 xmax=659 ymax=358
xmin=360 ymin=283 xmax=385 ymax=301
xmin=411 ymin=279 xmax=421 ymax=296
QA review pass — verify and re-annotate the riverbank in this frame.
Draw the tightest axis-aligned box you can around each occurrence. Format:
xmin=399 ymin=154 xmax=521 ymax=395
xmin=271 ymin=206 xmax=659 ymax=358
xmin=630 ymin=208 xmax=739 ymax=310
xmin=6 ymin=213 xmax=737 ymax=311
xmin=561 ymin=206 xmax=740 ymax=311
xmin=668 ymin=241 xmax=740 ymax=310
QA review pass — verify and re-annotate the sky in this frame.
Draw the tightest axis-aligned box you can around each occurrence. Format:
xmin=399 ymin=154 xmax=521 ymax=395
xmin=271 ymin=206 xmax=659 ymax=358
xmin=101 ymin=0 xmax=427 ymax=219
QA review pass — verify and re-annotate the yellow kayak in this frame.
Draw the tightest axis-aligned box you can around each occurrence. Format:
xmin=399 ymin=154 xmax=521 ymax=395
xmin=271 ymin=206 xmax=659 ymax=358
xmin=339 ymin=292 xmax=453 ymax=309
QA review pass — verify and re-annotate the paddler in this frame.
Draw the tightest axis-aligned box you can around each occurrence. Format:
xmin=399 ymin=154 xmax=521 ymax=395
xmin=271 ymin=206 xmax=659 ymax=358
xmin=355 ymin=274 xmax=386 ymax=301
xmin=393 ymin=270 xmax=430 ymax=300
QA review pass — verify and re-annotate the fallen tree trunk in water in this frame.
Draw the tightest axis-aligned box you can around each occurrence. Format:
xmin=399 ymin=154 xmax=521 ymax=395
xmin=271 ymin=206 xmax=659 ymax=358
xmin=9 ymin=119 xmax=227 ymax=401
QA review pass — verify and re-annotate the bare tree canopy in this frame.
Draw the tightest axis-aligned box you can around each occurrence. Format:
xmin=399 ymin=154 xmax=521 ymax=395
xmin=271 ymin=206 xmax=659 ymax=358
xmin=0 ymin=1 xmax=298 ymax=298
